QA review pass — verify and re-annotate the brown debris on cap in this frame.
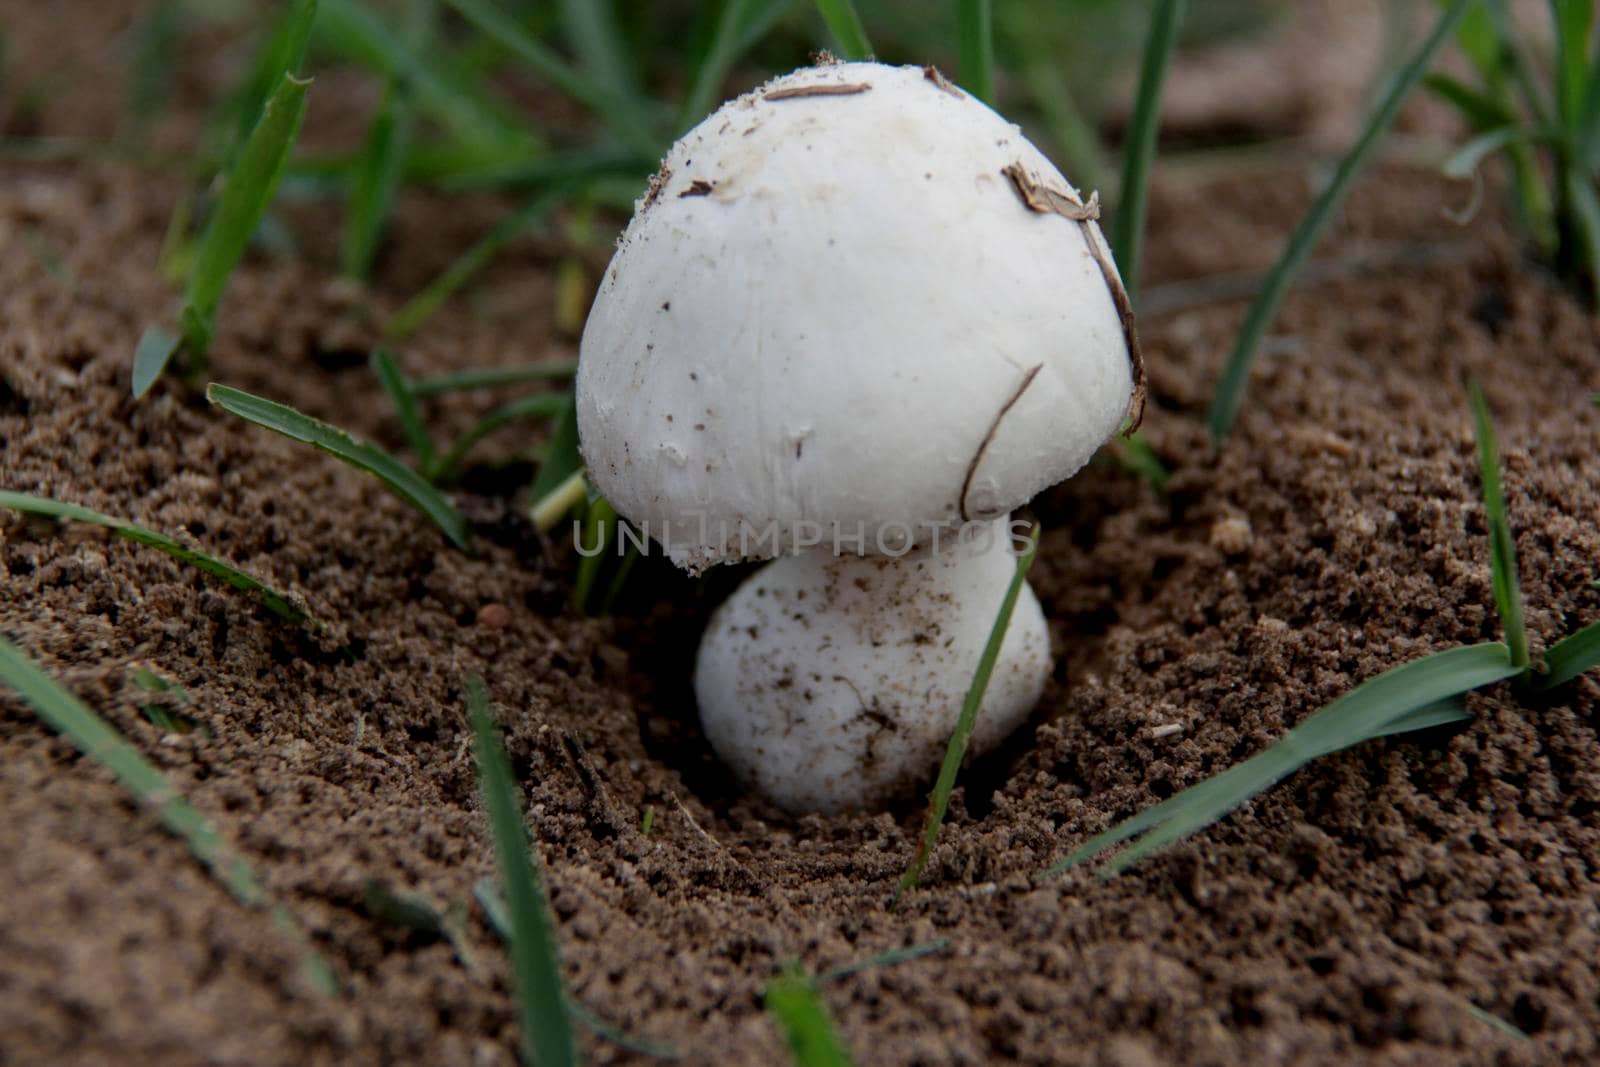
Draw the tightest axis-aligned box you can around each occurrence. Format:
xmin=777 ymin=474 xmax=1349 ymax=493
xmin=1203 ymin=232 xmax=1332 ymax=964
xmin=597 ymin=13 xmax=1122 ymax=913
xmin=765 ymin=82 xmax=872 ymax=101
xmin=679 ymin=180 xmax=715 ymax=198
xmin=1001 ymin=162 xmax=1147 ymax=433
xmin=923 ymin=65 xmax=963 ymax=98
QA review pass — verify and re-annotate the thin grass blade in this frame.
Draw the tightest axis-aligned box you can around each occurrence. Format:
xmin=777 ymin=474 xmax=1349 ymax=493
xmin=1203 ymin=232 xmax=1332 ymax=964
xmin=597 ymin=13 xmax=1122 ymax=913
xmin=899 ymin=525 xmax=1040 ymax=895
xmin=572 ymin=495 xmax=618 ymax=613
xmin=127 ymin=0 xmax=181 ymax=131
xmin=765 ymin=968 xmax=855 ymax=1067
xmin=206 ymin=384 xmax=471 ymax=549
xmin=387 ymin=186 xmax=566 ymax=339
xmin=1111 ymin=0 xmax=1184 ymax=305
xmin=214 ymin=0 xmax=318 ymax=158
xmin=1466 ymin=1003 xmax=1531 ymax=1040
xmin=370 ymin=349 xmax=435 ymax=469
xmin=342 ymin=80 xmax=413 ymax=280
xmin=678 ymin=0 xmax=762 ymax=131
xmin=814 ymin=0 xmax=872 ymax=60
xmin=6 ymin=649 xmax=336 ymax=996
xmin=0 ymin=635 xmax=265 ymax=905
xmin=1442 ymin=124 xmax=1560 ymax=178
xmin=1365 ymin=696 xmax=1473 ymax=738
xmin=528 ymin=394 xmax=583 ymax=503
xmin=1283 ymin=643 xmax=1517 ymax=757
xmin=1207 ymin=0 xmax=1470 ymax=441
xmin=559 ymin=0 xmax=640 ymax=102
xmin=1468 ymin=382 xmax=1528 ymax=668
xmin=1423 ymin=72 xmax=1517 ymax=129
xmin=1561 ymin=164 xmax=1600 ymax=305
xmin=475 ymin=878 xmax=681 ymax=1060
xmin=0 ymin=491 xmax=311 ymax=625
xmin=429 ymin=393 xmax=569 ymax=484
xmin=531 ymin=469 xmax=588 ymax=534
xmin=1550 ymin=0 xmax=1594 ymax=129
xmin=468 ymin=677 xmax=576 ymax=1067
xmin=817 ymin=939 xmax=950 ymax=983
xmin=1540 ymin=619 xmax=1600 ymax=688
xmin=410 ymin=360 xmax=578 ymax=396
xmin=316 ymin=0 xmax=529 ymax=150
xmin=1047 ymin=643 xmax=1518 ymax=876
xmin=440 ymin=0 xmax=659 ymax=155
xmin=182 ymin=71 xmax=313 ymax=358
xmin=956 ymin=0 xmax=995 ymax=104
xmin=131 ymin=327 xmax=181 ymax=400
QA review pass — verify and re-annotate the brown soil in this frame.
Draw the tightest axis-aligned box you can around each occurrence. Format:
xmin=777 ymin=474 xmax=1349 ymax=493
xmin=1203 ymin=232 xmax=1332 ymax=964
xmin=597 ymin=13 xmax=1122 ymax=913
xmin=4 ymin=5 xmax=1600 ymax=1067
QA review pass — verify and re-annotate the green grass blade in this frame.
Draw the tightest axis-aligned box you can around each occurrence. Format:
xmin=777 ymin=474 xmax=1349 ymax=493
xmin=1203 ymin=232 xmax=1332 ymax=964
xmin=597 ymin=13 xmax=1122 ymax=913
xmin=1110 ymin=0 xmax=1185 ymax=307
xmin=765 ymin=967 xmax=855 ymax=1067
xmin=127 ymin=0 xmax=181 ymax=130
xmin=206 ymin=384 xmax=471 ymax=550
xmin=1005 ymin=34 xmax=1111 ymax=194
xmin=1366 ymin=696 xmax=1472 ymax=738
xmin=531 ymin=469 xmax=588 ymax=534
xmin=527 ymin=394 xmax=583 ymax=503
xmin=429 ymin=393 xmax=569 ymax=484
xmin=181 ymin=71 xmax=313 ymax=359
xmin=956 ymin=0 xmax=995 ymax=104
xmin=0 ymin=635 xmax=264 ymax=906
xmin=316 ymin=0 xmax=529 ymax=151
xmin=572 ymin=495 xmax=618 ymax=613
xmin=814 ymin=0 xmax=872 ymax=60
xmin=1207 ymin=0 xmax=1470 ymax=441
xmin=1540 ymin=620 xmax=1600 ymax=688
xmin=1046 ymin=643 xmax=1518 ymax=876
xmin=410 ymin=360 xmax=578 ymax=396
xmin=559 ymin=0 xmax=639 ymax=102
xmin=1550 ymin=0 xmax=1594 ymax=129
xmin=216 ymin=0 xmax=318 ymax=157
xmin=468 ymin=677 xmax=576 ymax=1067
xmin=342 ymin=81 xmax=413 ymax=280
xmin=1423 ymin=72 xmax=1517 ymax=129
xmin=1111 ymin=433 xmax=1170 ymax=493
xmin=898 ymin=525 xmax=1040 ymax=896
xmin=440 ymin=0 xmax=659 ymax=155
xmin=0 ymin=491 xmax=310 ymax=625
xmin=1468 ymin=382 xmax=1528 ymax=669
xmin=1465 ymin=1002 xmax=1531 ymax=1040
xmin=1561 ymin=164 xmax=1600 ymax=306
xmin=369 ymin=349 xmax=435 ymax=469
xmin=817 ymin=939 xmax=950 ymax=983
xmin=387 ymin=186 xmax=566 ymax=339
xmin=678 ymin=0 xmax=762 ymax=131
xmin=1285 ymin=643 xmax=1517 ymax=757
xmin=131 ymin=327 xmax=181 ymax=400
xmin=475 ymin=878 xmax=681 ymax=1060
xmin=1442 ymin=124 xmax=1560 ymax=178
xmin=1578 ymin=52 xmax=1600 ymax=166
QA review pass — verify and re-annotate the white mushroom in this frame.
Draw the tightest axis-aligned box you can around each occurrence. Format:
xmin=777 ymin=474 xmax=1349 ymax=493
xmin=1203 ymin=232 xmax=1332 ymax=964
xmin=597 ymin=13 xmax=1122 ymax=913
xmin=577 ymin=60 xmax=1140 ymax=572
xmin=575 ymin=60 xmax=1140 ymax=813
xmin=694 ymin=517 xmax=1049 ymax=814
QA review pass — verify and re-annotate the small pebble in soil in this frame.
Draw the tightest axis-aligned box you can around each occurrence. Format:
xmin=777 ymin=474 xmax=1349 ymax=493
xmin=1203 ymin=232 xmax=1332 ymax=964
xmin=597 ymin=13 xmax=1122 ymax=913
xmin=1209 ymin=514 xmax=1253 ymax=555
xmin=475 ymin=603 xmax=512 ymax=630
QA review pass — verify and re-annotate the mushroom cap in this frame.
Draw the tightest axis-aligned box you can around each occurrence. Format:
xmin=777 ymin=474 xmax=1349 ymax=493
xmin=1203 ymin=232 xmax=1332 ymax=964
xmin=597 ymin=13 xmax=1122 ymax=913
xmin=693 ymin=517 xmax=1050 ymax=814
xmin=578 ymin=61 xmax=1135 ymax=572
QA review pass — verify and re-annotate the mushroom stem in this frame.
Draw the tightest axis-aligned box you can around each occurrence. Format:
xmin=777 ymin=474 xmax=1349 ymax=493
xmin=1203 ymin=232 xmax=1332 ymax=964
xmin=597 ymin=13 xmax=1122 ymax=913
xmin=693 ymin=516 xmax=1050 ymax=814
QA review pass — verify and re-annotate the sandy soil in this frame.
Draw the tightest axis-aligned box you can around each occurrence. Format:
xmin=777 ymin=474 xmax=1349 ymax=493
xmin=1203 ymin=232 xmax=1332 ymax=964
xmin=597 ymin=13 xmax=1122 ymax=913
xmin=3 ymin=3 xmax=1599 ymax=1065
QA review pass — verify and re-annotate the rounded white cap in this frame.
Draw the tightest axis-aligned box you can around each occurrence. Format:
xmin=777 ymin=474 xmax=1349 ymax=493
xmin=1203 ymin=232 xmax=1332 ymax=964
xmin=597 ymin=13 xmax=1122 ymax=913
xmin=578 ymin=61 xmax=1139 ymax=572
